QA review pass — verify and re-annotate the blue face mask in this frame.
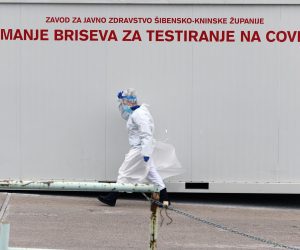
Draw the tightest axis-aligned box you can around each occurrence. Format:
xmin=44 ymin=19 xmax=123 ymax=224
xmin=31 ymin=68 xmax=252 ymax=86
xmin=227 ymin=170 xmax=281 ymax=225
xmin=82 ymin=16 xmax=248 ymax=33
xmin=122 ymin=104 xmax=133 ymax=114
xmin=119 ymin=104 xmax=132 ymax=120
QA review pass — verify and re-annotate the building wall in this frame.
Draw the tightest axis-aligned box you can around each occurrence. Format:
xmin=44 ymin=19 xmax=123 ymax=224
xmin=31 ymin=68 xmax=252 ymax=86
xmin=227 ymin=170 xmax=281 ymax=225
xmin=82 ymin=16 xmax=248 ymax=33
xmin=0 ymin=3 xmax=300 ymax=192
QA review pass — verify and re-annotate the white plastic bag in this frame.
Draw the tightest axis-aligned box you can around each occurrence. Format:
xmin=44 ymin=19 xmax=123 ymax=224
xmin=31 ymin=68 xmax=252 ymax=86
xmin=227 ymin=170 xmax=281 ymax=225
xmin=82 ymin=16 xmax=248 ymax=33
xmin=117 ymin=141 xmax=184 ymax=184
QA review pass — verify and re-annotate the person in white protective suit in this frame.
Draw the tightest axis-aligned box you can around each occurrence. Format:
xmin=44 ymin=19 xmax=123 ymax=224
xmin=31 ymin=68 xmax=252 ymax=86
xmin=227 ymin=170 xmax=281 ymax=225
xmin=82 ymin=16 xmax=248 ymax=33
xmin=98 ymin=88 xmax=183 ymax=207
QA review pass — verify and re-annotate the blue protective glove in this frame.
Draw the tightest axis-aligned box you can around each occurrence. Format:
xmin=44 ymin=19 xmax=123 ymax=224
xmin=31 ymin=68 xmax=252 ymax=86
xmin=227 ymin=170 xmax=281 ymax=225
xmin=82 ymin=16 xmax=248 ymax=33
xmin=143 ymin=156 xmax=150 ymax=162
xmin=117 ymin=91 xmax=125 ymax=99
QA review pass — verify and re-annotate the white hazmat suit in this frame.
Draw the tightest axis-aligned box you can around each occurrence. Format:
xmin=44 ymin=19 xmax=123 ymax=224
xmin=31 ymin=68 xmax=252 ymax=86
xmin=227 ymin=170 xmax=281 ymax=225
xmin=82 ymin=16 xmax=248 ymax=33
xmin=117 ymin=104 xmax=183 ymax=190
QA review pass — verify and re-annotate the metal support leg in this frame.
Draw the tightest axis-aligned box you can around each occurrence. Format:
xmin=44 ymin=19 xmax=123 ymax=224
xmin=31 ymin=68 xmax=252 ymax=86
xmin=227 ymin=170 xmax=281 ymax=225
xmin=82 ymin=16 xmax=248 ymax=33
xmin=149 ymin=192 xmax=159 ymax=250
xmin=0 ymin=223 xmax=10 ymax=250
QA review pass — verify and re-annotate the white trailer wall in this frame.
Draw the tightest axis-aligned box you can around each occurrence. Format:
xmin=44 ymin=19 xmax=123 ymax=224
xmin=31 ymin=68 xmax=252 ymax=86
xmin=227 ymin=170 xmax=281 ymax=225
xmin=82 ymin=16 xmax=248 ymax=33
xmin=0 ymin=2 xmax=300 ymax=193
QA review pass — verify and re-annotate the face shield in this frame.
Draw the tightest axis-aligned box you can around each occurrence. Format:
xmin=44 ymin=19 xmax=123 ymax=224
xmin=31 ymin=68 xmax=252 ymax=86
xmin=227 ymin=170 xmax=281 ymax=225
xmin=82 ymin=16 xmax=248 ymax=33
xmin=118 ymin=103 xmax=131 ymax=120
xmin=117 ymin=91 xmax=137 ymax=119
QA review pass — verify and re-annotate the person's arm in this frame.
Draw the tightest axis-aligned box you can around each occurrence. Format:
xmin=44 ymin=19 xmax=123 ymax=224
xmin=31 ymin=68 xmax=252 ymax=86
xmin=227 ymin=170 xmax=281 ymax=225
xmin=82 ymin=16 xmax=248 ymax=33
xmin=134 ymin=112 xmax=154 ymax=160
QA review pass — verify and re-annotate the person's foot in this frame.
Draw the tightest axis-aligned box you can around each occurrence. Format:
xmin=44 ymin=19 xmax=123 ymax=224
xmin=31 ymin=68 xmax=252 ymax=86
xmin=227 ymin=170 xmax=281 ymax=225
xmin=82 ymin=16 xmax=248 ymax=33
xmin=97 ymin=192 xmax=118 ymax=206
xmin=159 ymin=188 xmax=171 ymax=207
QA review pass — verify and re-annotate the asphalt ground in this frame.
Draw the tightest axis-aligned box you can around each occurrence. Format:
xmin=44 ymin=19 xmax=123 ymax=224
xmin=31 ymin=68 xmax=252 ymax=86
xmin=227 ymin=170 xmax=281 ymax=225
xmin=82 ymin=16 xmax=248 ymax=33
xmin=0 ymin=192 xmax=299 ymax=250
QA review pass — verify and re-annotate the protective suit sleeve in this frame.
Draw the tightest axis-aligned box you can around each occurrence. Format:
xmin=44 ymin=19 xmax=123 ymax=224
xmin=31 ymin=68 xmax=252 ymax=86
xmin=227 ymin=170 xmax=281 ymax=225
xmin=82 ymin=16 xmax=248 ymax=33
xmin=133 ymin=112 xmax=154 ymax=157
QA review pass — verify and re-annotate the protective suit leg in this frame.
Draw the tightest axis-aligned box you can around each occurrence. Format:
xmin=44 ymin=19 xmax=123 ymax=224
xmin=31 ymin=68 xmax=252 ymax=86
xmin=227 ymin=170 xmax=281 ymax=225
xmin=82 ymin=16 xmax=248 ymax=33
xmin=145 ymin=160 xmax=170 ymax=206
xmin=146 ymin=159 xmax=165 ymax=191
xmin=98 ymin=192 xmax=118 ymax=207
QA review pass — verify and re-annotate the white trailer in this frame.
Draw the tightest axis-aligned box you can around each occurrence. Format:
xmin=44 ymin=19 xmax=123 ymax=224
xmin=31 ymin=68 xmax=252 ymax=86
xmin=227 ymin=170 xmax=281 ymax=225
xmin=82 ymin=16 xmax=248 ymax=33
xmin=0 ymin=0 xmax=300 ymax=193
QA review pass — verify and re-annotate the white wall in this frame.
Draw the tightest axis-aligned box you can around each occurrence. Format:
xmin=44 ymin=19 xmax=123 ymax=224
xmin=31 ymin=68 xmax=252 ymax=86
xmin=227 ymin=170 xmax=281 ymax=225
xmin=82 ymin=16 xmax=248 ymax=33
xmin=0 ymin=4 xmax=300 ymax=189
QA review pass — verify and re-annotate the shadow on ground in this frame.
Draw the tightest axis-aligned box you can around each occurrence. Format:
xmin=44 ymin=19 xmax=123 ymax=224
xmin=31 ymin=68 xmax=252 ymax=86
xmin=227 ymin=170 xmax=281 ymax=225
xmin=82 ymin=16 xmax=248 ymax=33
xmin=1 ymin=190 xmax=300 ymax=209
